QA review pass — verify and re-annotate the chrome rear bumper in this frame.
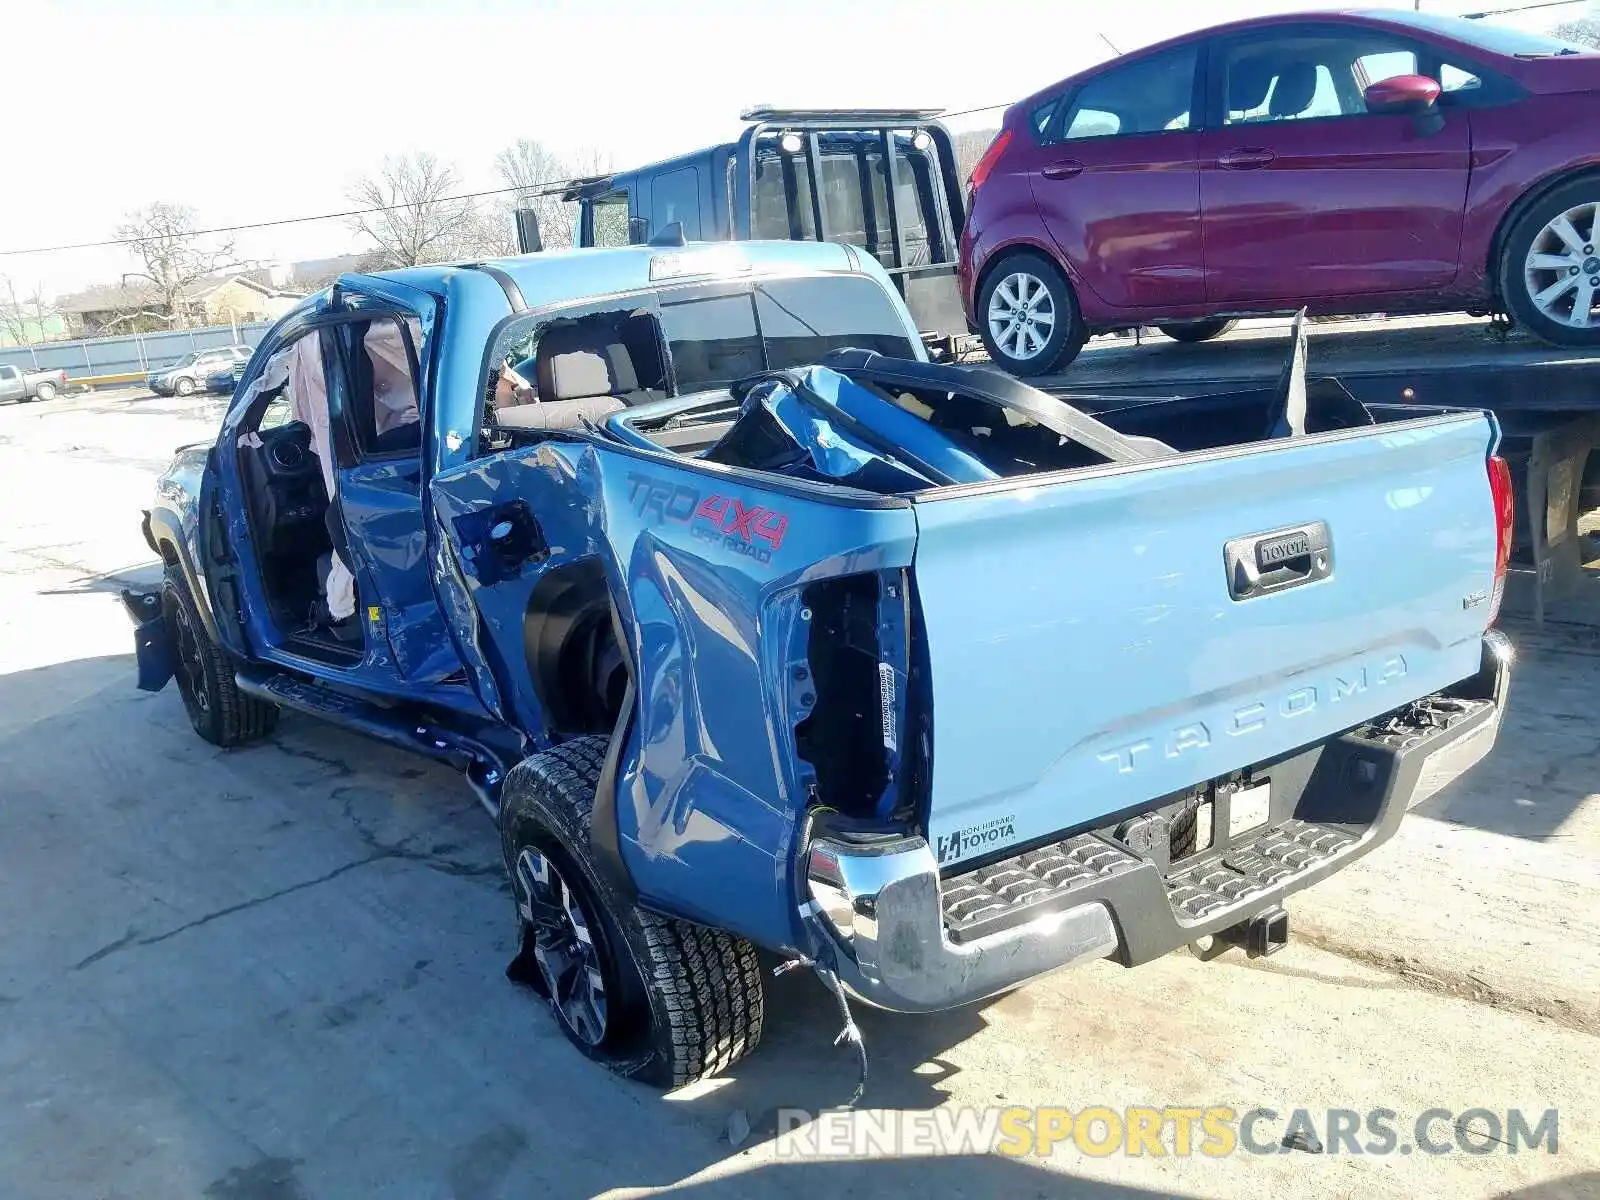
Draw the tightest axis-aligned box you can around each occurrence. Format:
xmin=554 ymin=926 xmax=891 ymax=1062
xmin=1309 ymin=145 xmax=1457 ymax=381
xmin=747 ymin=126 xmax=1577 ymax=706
xmin=805 ymin=632 xmax=1510 ymax=1014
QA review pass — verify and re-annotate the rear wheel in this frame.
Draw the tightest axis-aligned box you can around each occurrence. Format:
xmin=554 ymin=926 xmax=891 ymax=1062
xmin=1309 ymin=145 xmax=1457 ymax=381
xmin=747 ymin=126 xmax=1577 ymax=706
xmin=1157 ymin=318 xmax=1238 ymax=344
xmin=501 ymin=738 xmax=765 ymax=1087
xmin=1501 ymin=176 xmax=1600 ymax=347
xmin=977 ymin=252 xmax=1084 ymax=376
xmin=32 ymin=381 xmax=57 ymax=402
xmin=161 ymin=567 xmax=278 ymax=746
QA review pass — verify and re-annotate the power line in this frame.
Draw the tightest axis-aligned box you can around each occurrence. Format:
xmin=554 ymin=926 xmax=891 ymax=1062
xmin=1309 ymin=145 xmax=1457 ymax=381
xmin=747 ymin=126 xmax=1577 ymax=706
xmin=2 ymin=107 xmax=1025 ymax=260
xmin=1461 ymin=0 xmax=1590 ymax=15
xmin=0 ymin=182 xmax=563 ymax=259
xmin=8 ymin=0 xmax=1588 ymax=263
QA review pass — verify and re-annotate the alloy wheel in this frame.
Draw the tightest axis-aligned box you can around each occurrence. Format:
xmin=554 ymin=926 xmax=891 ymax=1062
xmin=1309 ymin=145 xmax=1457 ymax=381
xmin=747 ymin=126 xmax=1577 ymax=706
xmin=1524 ymin=201 xmax=1600 ymax=330
xmin=986 ymin=270 xmax=1057 ymax=362
xmin=514 ymin=846 xmax=609 ymax=1047
xmin=170 ymin=598 xmax=211 ymax=718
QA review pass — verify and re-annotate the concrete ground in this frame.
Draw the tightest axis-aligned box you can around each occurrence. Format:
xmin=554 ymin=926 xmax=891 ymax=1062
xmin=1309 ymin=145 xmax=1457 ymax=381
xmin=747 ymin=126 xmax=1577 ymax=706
xmin=1 ymin=377 xmax=1597 ymax=1199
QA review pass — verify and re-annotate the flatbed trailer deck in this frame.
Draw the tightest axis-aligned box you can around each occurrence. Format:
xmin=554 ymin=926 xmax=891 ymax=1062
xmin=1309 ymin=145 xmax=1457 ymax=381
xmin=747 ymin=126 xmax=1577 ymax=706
xmin=1034 ymin=317 xmax=1600 ymax=624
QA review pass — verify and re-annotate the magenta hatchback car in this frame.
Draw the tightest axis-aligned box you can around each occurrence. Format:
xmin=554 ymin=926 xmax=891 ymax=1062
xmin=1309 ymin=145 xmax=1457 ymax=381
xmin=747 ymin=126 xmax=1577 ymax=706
xmin=959 ymin=9 xmax=1600 ymax=374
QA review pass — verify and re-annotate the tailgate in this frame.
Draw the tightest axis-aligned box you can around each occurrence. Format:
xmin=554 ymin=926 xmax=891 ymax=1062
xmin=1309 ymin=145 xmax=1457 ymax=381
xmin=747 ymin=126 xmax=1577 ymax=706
xmin=913 ymin=412 xmax=1499 ymax=869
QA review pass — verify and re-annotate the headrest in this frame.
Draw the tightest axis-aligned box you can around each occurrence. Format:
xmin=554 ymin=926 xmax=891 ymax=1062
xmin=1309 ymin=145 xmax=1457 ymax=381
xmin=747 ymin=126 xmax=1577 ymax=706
xmin=541 ymin=348 xmax=639 ymax=401
xmin=1269 ymin=62 xmax=1319 ymax=118
xmin=1228 ymin=58 xmax=1277 ymax=112
xmin=535 ymin=322 xmax=639 ymax=400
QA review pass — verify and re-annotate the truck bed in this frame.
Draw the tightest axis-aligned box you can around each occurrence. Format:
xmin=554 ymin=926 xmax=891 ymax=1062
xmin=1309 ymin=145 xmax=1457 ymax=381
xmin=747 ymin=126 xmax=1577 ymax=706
xmin=602 ymin=343 xmax=1504 ymax=871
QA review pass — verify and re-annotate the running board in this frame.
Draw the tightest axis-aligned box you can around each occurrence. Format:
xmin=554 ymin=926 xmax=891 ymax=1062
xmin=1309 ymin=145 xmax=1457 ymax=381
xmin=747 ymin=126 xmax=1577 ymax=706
xmin=235 ymin=671 xmax=508 ymax=817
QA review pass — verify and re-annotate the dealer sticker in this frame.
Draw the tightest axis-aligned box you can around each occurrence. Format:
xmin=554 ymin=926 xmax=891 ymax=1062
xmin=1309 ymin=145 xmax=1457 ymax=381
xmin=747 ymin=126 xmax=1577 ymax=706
xmin=936 ymin=815 xmax=1017 ymax=865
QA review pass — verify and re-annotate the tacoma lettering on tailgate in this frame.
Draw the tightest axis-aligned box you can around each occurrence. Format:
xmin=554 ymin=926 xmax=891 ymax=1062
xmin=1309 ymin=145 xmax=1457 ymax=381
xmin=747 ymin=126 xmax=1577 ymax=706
xmin=1096 ymin=656 xmax=1408 ymax=776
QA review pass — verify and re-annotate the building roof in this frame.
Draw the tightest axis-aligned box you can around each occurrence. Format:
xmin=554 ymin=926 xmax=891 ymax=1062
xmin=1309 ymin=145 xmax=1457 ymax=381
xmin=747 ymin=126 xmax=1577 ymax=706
xmin=56 ymin=271 xmax=303 ymax=315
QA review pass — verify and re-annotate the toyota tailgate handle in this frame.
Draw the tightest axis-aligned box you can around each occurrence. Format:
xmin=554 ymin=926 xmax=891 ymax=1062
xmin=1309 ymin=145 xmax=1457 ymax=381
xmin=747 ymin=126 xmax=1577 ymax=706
xmin=1041 ymin=160 xmax=1085 ymax=180
xmin=1224 ymin=522 xmax=1332 ymax=601
xmin=1218 ymin=148 xmax=1275 ymax=170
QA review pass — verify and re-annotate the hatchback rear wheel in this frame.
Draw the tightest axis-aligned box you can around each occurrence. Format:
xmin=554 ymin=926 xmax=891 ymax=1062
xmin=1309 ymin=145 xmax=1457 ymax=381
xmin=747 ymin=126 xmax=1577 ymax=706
xmin=1157 ymin=318 xmax=1238 ymax=344
xmin=977 ymin=252 xmax=1084 ymax=376
xmin=1501 ymin=178 xmax=1600 ymax=347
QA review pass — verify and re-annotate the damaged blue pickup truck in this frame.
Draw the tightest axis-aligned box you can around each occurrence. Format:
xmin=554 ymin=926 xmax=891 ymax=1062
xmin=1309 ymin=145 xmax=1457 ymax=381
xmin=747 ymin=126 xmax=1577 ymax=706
xmin=126 ymin=239 xmax=1513 ymax=1093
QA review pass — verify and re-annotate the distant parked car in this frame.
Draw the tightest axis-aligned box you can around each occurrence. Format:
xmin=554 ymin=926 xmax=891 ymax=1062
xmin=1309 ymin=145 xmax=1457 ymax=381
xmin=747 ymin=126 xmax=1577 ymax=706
xmin=147 ymin=346 xmax=251 ymax=397
xmin=960 ymin=9 xmax=1600 ymax=373
xmin=0 ymin=363 xmax=69 ymax=404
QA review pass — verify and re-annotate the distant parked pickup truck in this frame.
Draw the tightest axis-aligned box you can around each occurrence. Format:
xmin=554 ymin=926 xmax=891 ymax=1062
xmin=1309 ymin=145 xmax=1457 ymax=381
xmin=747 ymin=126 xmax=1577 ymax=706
xmin=0 ymin=363 xmax=68 ymax=403
xmin=123 ymin=242 xmax=1513 ymax=1094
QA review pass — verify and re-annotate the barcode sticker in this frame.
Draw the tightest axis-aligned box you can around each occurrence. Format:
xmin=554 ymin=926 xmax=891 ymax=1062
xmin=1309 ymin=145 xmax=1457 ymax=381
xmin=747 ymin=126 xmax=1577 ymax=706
xmin=878 ymin=662 xmax=897 ymax=752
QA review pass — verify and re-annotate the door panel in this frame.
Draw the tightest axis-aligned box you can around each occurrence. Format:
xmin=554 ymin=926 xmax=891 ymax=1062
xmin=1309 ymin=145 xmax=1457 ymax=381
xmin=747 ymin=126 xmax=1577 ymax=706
xmin=336 ymin=455 xmax=463 ymax=682
xmin=320 ymin=280 xmax=465 ymax=685
xmin=1199 ymin=116 xmax=1470 ymax=304
xmin=1029 ymin=133 xmax=1205 ymax=309
xmin=1199 ymin=25 xmax=1472 ymax=305
xmin=1020 ymin=44 xmax=1205 ymax=312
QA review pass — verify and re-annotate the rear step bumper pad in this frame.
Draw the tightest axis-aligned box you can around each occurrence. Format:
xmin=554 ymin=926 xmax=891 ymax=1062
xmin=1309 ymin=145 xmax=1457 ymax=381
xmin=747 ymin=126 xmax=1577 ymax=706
xmin=804 ymin=632 xmax=1509 ymax=1013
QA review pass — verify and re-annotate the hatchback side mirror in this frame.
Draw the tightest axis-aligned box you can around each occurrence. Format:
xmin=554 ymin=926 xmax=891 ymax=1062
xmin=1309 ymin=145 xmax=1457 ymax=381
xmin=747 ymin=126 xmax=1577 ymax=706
xmin=1364 ymin=73 xmax=1444 ymax=135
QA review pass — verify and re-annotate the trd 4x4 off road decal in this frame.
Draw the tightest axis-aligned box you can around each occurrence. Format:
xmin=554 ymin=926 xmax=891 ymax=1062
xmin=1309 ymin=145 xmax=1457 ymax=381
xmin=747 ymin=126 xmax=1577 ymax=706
xmin=626 ymin=473 xmax=790 ymax=564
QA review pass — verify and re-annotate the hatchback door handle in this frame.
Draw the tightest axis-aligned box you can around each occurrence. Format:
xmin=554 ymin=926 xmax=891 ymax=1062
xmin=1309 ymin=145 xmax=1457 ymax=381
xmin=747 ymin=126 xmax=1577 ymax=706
xmin=1218 ymin=148 xmax=1275 ymax=170
xmin=1041 ymin=159 xmax=1085 ymax=180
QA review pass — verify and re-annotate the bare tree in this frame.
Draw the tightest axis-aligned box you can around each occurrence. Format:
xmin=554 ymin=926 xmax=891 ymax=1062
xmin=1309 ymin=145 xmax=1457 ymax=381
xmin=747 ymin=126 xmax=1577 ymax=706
xmin=115 ymin=202 xmax=237 ymax=330
xmin=493 ymin=138 xmax=574 ymax=250
xmin=0 ymin=277 xmax=58 ymax=346
xmin=1553 ymin=16 xmax=1600 ymax=48
xmin=347 ymin=153 xmax=478 ymax=268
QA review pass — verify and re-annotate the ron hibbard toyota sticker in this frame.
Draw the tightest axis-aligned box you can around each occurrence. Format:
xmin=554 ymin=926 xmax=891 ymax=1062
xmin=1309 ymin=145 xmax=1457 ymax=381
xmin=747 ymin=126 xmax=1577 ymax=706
xmin=936 ymin=815 xmax=1017 ymax=864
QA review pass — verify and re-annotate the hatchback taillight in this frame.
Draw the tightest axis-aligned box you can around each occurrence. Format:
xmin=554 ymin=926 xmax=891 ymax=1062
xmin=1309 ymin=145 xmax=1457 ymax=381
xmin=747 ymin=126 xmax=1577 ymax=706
xmin=1487 ymin=454 xmax=1513 ymax=627
xmin=968 ymin=128 xmax=1013 ymax=196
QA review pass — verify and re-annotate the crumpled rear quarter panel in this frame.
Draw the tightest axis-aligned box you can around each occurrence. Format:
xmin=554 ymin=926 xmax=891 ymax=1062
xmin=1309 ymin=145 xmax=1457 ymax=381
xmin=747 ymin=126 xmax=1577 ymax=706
xmin=431 ymin=440 xmax=917 ymax=950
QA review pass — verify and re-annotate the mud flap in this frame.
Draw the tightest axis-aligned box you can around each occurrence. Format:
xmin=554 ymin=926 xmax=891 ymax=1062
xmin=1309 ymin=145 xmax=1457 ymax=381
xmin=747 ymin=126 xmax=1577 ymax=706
xmin=120 ymin=589 xmax=173 ymax=692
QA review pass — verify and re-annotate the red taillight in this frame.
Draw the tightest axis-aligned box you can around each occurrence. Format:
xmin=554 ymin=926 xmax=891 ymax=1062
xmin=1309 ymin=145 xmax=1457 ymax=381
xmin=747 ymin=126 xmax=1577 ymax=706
xmin=1487 ymin=454 xmax=1513 ymax=627
xmin=968 ymin=128 xmax=1013 ymax=195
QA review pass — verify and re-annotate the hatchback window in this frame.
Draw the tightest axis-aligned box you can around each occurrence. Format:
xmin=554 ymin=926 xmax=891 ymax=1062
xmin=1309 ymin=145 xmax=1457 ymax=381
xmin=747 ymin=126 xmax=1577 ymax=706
xmin=1440 ymin=61 xmax=1481 ymax=93
xmin=1225 ymin=34 xmax=1420 ymax=125
xmin=1060 ymin=45 xmax=1197 ymax=140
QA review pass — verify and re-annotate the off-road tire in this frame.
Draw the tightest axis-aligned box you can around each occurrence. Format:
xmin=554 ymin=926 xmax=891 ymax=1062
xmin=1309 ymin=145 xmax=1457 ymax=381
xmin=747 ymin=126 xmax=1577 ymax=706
xmin=976 ymin=250 xmax=1086 ymax=376
xmin=1500 ymin=174 xmax=1600 ymax=348
xmin=1157 ymin=318 xmax=1238 ymax=344
xmin=500 ymin=737 xmax=765 ymax=1088
xmin=161 ymin=566 xmax=278 ymax=746
xmin=32 ymin=381 xmax=57 ymax=402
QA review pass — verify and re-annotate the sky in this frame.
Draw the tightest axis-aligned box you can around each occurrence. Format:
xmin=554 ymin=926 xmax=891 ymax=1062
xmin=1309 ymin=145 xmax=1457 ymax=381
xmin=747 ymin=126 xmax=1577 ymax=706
xmin=2 ymin=0 xmax=1592 ymax=300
